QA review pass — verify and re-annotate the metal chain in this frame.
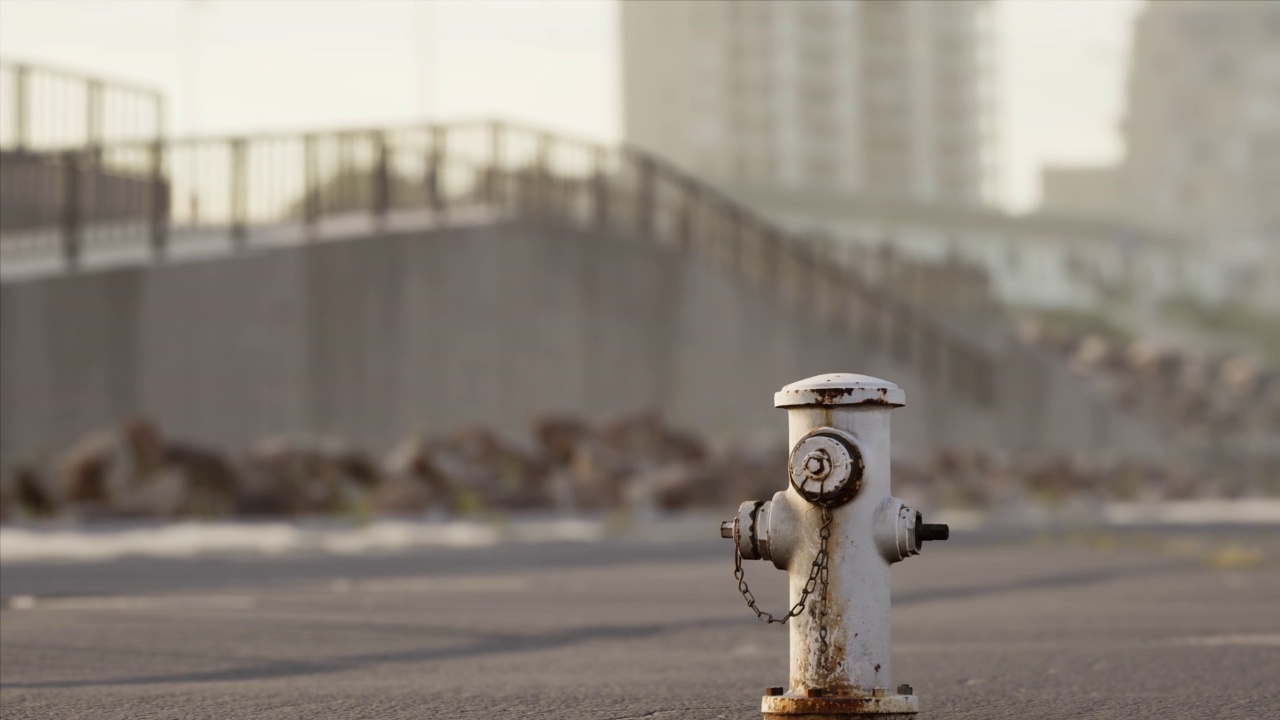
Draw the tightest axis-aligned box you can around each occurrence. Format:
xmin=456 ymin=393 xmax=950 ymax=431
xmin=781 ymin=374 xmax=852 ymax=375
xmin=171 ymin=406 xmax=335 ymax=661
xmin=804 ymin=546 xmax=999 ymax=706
xmin=816 ymin=513 xmax=831 ymax=657
xmin=733 ymin=505 xmax=833 ymax=647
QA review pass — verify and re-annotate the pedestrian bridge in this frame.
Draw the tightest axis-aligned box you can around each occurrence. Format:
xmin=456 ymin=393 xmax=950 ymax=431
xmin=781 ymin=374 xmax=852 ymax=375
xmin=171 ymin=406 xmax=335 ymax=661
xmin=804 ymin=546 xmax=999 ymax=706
xmin=0 ymin=121 xmax=1163 ymax=466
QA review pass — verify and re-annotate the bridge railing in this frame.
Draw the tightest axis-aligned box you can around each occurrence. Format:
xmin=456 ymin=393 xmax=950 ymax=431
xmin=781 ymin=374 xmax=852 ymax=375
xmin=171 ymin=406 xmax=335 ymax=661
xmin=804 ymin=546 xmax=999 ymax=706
xmin=0 ymin=120 xmax=994 ymax=405
xmin=0 ymin=58 xmax=165 ymax=151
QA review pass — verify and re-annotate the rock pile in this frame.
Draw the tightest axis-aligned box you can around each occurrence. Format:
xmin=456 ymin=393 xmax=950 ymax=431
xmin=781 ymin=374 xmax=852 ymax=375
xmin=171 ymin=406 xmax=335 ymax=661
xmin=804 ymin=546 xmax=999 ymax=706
xmin=43 ymin=417 xmax=240 ymax=519
xmin=0 ymin=412 xmax=781 ymax=522
xmin=891 ymin=449 xmax=1221 ymax=510
xmin=1015 ymin=322 xmax=1280 ymax=499
xmin=2 ymin=409 xmax=1274 ymax=523
xmin=1020 ymin=322 xmax=1280 ymax=439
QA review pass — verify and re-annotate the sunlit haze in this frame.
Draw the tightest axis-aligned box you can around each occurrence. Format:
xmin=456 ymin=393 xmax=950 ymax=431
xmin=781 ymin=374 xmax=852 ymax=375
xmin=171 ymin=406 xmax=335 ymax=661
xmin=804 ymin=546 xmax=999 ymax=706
xmin=0 ymin=0 xmax=1141 ymax=212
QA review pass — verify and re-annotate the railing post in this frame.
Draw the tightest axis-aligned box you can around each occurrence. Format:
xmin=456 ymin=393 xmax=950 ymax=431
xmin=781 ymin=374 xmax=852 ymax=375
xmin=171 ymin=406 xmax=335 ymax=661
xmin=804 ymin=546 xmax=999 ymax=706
xmin=949 ymin=344 xmax=970 ymax=399
xmin=845 ymin=289 xmax=863 ymax=338
xmin=763 ymin=227 xmax=782 ymax=297
xmin=13 ymin=64 xmax=29 ymax=151
xmin=489 ymin=120 xmax=504 ymax=207
xmin=61 ymin=151 xmax=81 ymax=268
xmin=934 ymin=334 xmax=951 ymax=389
xmin=336 ymin=132 xmax=351 ymax=209
xmin=730 ymin=208 xmax=744 ymax=275
xmin=919 ymin=325 xmax=939 ymax=381
xmin=85 ymin=145 xmax=102 ymax=233
xmin=747 ymin=220 xmax=767 ymax=287
xmin=155 ymin=95 xmax=166 ymax=144
xmin=795 ymin=237 xmax=812 ymax=312
xmin=974 ymin=354 xmax=993 ymax=406
xmin=716 ymin=202 xmax=733 ymax=271
xmin=229 ymin=138 xmax=247 ymax=247
xmin=592 ymin=146 xmax=608 ymax=227
xmin=535 ymin=132 xmax=552 ymax=214
xmin=372 ymin=130 xmax=389 ymax=231
xmin=636 ymin=153 xmax=654 ymax=240
xmin=819 ymin=265 xmax=839 ymax=323
xmin=149 ymin=140 xmax=168 ymax=259
xmin=677 ymin=195 xmax=693 ymax=252
xmin=863 ymin=293 xmax=881 ymax=349
xmin=892 ymin=302 xmax=912 ymax=364
xmin=427 ymin=125 xmax=445 ymax=218
xmin=804 ymin=243 xmax=821 ymax=314
xmin=304 ymin=133 xmax=319 ymax=237
xmin=963 ymin=347 xmax=978 ymax=402
xmin=86 ymin=79 xmax=104 ymax=147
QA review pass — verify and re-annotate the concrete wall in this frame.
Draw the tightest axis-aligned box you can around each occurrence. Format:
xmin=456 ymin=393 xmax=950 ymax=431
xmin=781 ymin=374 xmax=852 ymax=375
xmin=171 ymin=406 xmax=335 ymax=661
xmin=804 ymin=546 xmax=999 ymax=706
xmin=0 ymin=220 xmax=1166 ymax=466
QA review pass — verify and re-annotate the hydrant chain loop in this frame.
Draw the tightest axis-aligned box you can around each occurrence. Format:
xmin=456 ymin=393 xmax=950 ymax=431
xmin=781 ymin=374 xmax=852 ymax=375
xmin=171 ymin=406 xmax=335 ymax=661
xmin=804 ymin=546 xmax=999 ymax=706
xmin=817 ymin=515 xmax=831 ymax=658
xmin=733 ymin=506 xmax=833 ymax=626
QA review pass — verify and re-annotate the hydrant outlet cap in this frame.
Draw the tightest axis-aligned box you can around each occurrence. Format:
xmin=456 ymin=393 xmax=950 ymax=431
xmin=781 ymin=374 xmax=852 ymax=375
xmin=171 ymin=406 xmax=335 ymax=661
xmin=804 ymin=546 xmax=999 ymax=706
xmin=774 ymin=373 xmax=906 ymax=408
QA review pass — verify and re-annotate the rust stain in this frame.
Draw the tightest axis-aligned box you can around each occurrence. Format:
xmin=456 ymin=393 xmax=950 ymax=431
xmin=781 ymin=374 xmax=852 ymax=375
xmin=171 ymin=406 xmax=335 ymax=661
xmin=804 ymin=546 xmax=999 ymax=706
xmin=762 ymin=693 xmax=914 ymax=717
xmin=804 ymin=387 xmax=900 ymax=407
xmin=857 ymin=397 xmax=898 ymax=406
xmin=810 ymin=387 xmax=855 ymax=404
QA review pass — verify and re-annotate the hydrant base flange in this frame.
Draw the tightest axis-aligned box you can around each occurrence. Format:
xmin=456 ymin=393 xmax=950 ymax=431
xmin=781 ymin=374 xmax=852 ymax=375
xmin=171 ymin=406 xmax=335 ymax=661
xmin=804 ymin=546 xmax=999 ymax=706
xmin=761 ymin=692 xmax=918 ymax=718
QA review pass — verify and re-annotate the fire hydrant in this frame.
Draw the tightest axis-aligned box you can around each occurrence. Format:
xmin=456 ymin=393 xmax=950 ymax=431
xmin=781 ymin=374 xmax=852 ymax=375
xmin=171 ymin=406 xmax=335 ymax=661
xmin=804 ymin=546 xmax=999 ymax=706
xmin=720 ymin=373 xmax=948 ymax=718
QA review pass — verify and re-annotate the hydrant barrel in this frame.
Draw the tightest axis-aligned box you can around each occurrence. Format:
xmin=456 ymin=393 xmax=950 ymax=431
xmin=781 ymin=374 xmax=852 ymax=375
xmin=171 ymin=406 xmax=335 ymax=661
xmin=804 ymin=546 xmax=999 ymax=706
xmin=723 ymin=373 xmax=948 ymax=718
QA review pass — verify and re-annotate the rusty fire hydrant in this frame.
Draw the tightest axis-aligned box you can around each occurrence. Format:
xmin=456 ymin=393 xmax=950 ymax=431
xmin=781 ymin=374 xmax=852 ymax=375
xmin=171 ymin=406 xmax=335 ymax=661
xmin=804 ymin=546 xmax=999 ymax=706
xmin=720 ymin=373 xmax=948 ymax=718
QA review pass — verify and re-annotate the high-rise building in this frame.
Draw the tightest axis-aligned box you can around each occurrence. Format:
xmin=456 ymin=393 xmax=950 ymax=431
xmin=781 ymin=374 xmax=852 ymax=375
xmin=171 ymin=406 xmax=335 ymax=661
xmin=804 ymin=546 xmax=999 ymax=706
xmin=620 ymin=0 xmax=994 ymax=210
xmin=1043 ymin=1 xmax=1280 ymax=246
xmin=1121 ymin=0 xmax=1280 ymax=245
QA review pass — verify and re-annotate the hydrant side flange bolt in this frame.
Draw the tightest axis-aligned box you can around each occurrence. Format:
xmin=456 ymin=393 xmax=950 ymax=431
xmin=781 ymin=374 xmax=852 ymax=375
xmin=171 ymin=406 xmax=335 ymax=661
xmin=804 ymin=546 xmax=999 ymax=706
xmin=721 ymin=373 xmax=949 ymax=718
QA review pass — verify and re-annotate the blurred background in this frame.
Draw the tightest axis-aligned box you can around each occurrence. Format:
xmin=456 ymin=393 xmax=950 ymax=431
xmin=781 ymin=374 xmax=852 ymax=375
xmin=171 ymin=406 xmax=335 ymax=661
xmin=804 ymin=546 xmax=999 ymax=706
xmin=1 ymin=0 xmax=1277 ymax=541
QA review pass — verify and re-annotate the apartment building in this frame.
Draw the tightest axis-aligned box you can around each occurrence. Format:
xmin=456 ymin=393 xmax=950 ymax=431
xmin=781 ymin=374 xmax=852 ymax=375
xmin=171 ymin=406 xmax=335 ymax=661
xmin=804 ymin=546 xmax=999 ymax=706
xmin=1043 ymin=1 xmax=1280 ymax=247
xmin=621 ymin=0 xmax=993 ymax=209
xmin=1122 ymin=0 xmax=1280 ymax=246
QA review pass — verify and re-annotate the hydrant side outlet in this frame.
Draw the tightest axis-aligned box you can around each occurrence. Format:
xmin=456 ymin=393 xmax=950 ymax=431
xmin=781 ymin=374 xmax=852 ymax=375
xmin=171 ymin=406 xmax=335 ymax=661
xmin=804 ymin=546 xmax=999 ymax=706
xmin=723 ymin=373 xmax=949 ymax=719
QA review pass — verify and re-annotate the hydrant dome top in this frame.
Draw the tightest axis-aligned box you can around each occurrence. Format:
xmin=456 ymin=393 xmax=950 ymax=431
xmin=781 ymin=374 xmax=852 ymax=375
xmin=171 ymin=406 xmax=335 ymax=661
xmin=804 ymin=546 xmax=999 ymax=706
xmin=774 ymin=373 xmax=906 ymax=408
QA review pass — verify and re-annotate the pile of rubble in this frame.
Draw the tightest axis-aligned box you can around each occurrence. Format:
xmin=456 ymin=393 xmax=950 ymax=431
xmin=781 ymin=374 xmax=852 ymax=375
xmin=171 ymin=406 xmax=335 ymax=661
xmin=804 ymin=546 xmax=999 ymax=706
xmin=0 ymin=414 xmax=784 ymax=522
xmin=1019 ymin=322 xmax=1280 ymax=439
xmin=890 ymin=448 xmax=1264 ymax=510
xmin=3 ymin=412 xmax=1274 ymax=523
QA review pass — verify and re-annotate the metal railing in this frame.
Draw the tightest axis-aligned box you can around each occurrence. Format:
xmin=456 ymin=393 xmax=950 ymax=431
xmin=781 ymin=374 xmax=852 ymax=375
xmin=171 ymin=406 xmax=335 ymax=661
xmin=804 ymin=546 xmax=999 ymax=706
xmin=0 ymin=119 xmax=995 ymax=404
xmin=0 ymin=58 xmax=165 ymax=151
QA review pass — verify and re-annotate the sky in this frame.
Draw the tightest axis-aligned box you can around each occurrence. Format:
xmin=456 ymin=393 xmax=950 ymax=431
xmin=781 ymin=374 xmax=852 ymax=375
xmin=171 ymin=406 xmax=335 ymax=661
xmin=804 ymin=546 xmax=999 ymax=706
xmin=0 ymin=0 xmax=1143 ymax=213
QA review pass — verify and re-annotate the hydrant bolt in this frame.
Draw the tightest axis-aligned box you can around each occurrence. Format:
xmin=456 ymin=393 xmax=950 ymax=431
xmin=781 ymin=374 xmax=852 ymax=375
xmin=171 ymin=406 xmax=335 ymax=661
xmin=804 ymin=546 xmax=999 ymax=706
xmin=803 ymin=451 xmax=830 ymax=480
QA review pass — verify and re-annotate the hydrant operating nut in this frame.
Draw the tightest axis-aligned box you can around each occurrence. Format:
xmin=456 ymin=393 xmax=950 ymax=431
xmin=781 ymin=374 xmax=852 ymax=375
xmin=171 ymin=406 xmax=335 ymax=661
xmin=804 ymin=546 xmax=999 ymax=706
xmin=788 ymin=429 xmax=863 ymax=506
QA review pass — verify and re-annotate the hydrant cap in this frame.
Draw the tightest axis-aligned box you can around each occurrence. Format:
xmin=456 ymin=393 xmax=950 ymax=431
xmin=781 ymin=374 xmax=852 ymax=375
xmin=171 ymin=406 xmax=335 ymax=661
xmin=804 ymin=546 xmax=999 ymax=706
xmin=774 ymin=373 xmax=906 ymax=408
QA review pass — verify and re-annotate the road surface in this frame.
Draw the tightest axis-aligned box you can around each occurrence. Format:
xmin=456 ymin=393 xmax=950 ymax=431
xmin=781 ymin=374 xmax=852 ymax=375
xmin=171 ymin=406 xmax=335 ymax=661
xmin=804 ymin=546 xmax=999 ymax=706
xmin=1 ymin=522 xmax=1277 ymax=719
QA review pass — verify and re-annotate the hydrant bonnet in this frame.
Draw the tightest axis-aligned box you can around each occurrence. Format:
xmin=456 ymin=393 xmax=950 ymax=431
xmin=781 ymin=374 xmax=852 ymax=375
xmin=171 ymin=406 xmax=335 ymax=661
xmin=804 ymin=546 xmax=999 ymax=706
xmin=774 ymin=373 xmax=906 ymax=409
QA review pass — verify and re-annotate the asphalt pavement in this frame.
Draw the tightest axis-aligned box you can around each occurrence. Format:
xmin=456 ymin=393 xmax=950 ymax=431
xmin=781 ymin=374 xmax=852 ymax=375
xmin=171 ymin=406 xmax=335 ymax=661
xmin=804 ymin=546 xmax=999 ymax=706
xmin=1 ymin=523 xmax=1278 ymax=719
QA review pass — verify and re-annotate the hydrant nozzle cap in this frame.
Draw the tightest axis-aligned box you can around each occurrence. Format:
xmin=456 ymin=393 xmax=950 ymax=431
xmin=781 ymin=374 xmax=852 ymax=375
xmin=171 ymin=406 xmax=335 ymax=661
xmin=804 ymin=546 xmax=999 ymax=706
xmin=774 ymin=373 xmax=906 ymax=408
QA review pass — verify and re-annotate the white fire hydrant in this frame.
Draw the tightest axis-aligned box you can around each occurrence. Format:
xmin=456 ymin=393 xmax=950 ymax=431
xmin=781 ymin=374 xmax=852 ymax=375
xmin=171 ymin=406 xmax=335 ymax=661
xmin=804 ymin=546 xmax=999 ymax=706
xmin=721 ymin=373 xmax=948 ymax=718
